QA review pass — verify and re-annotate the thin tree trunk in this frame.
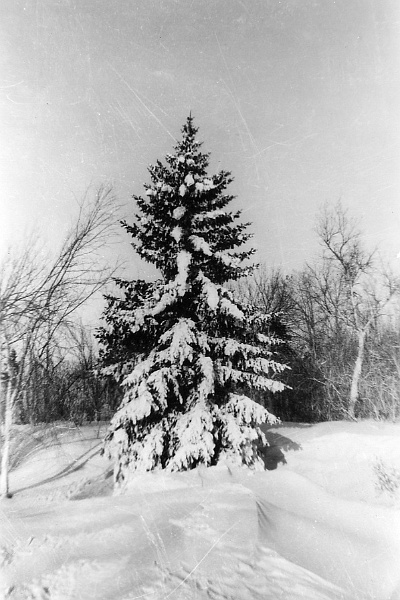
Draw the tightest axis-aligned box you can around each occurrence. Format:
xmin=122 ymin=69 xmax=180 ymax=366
xmin=0 ymin=350 xmax=3 ymax=428
xmin=349 ymin=328 xmax=367 ymax=420
xmin=0 ymin=378 xmax=15 ymax=498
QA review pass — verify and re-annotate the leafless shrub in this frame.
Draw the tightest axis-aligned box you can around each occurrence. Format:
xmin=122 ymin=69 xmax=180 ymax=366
xmin=373 ymin=458 xmax=400 ymax=497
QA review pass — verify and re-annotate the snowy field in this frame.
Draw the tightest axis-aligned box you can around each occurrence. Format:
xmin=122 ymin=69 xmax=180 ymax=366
xmin=1 ymin=420 xmax=400 ymax=600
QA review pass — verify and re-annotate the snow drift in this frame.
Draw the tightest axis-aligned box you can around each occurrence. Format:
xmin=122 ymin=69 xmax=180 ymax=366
xmin=1 ymin=420 xmax=400 ymax=599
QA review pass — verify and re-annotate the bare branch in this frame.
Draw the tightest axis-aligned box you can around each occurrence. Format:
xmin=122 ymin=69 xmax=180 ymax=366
xmin=0 ymin=185 xmax=120 ymax=496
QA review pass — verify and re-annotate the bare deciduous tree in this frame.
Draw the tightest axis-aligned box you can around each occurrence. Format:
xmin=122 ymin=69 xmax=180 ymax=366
xmin=0 ymin=185 xmax=119 ymax=497
xmin=316 ymin=202 xmax=399 ymax=418
xmin=239 ymin=204 xmax=400 ymax=423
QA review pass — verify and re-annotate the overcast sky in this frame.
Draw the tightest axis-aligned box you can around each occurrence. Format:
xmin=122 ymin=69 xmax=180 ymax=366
xmin=1 ymin=0 xmax=399 ymax=282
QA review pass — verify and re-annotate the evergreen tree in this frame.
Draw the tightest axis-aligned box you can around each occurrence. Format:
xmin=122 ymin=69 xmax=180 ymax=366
xmin=98 ymin=116 xmax=288 ymax=484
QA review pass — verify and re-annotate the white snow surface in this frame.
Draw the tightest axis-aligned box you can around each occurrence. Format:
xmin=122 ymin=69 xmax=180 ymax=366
xmin=1 ymin=420 xmax=400 ymax=599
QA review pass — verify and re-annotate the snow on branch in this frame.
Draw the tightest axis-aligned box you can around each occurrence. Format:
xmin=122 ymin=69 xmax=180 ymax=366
xmin=121 ymin=258 xmax=193 ymax=331
xmin=216 ymin=394 xmax=279 ymax=468
xmin=214 ymin=337 xmax=272 ymax=359
xmin=196 ymin=355 xmax=215 ymax=401
xmin=193 ymin=209 xmax=225 ymax=222
xmin=215 ymin=251 xmax=241 ymax=268
xmin=173 ymin=206 xmax=186 ymax=220
xmin=220 ymin=297 xmax=245 ymax=320
xmin=224 ymin=393 xmax=279 ymax=426
xmin=246 ymin=357 xmax=288 ymax=375
xmin=217 ymin=365 xmax=286 ymax=392
xmin=190 ymin=235 xmax=212 ymax=256
xmin=158 ymin=318 xmax=198 ymax=364
xmin=167 ymin=405 xmax=215 ymax=471
xmin=176 ymin=250 xmax=192 ymax=291
xmin=171 ymin=227 xmax=182 ymax=242
xmin=198 ymin=274 xmax=220 ymax=310
xmin=113 ymin=383 xmax=154 ymax=425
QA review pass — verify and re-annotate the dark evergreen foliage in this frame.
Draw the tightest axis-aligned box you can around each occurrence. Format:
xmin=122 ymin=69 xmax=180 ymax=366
xmin=97 ymin=117 xmax=288 ymax=483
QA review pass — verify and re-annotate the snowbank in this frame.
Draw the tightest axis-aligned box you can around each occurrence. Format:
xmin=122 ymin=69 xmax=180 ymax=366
xmin=1 ymin=420 xmax=400 ymax=599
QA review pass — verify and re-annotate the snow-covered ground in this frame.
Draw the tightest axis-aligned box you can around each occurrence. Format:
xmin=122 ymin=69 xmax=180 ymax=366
xmin=1 ymin=420 xmax=400 ymax=599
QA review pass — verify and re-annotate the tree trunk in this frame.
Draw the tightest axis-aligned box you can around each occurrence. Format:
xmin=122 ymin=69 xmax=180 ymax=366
xmin=348 ymin=328 xmax=367 ymax=420
xmin=0 ymin=378 xmax=15 ymax=498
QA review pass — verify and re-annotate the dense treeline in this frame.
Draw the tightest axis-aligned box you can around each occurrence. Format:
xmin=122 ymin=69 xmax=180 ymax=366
xmin=2 ymin=200 xmax=399 ymax=435
xmin=1 ymin=329 xmax=122 ymax=426
xmin=2 ymin=202 xmax=399 ymax=434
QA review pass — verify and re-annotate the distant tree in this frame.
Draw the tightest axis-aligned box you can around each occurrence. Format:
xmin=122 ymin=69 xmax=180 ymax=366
xmin=278 ymin=203 xmax=400 ymax=421
xmin=22 ymin=324 xmax=122 ymax=425
xmin=60 ymin=325 xmax=122 ymax=424
xmin=0 ymin=185 xmax=118 ymax=498
xmin=288 ymin=263 xmax=357 ymax=420
xmin=98 ymin=116 xmax=288 ymax=484
xmin=316 ymin=202 xmax=399 ymax=419
xmin=237 ymin=206 xmax=400 ymax=423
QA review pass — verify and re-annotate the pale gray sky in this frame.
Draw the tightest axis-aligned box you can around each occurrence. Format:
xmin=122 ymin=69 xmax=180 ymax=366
xmin=1 ymin=0 xmax=399 ymax=278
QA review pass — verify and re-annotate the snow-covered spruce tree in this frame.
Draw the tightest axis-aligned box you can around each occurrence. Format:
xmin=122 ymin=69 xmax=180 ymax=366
xmin=98 ymin=116 xmax=288 ymax=483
